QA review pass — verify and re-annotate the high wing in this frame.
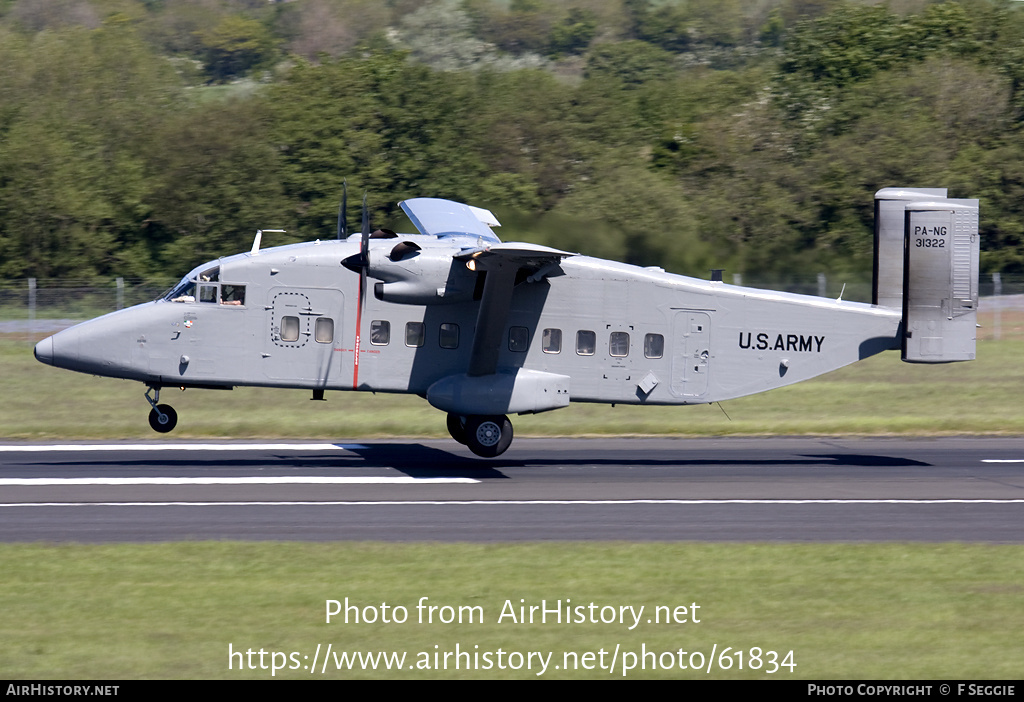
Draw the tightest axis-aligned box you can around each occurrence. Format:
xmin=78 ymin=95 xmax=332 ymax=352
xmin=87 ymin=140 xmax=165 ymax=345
xmin=401 ymin=197 xmax=574 ymax=377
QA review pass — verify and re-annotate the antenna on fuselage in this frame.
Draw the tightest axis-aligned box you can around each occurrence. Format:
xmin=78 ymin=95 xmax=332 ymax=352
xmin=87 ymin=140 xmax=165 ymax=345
xmin=716 ymin=402 xmax=732 ymax=421
xmin=251 ymin=229 xmax=286 ymax=256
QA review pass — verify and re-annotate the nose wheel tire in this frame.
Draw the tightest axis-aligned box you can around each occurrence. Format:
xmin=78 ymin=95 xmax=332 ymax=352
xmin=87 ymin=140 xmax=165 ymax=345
xmin=464 ymin=415 xmax=513 ymax=458
xmin=148 ymin=404 xmax=178 ymax=433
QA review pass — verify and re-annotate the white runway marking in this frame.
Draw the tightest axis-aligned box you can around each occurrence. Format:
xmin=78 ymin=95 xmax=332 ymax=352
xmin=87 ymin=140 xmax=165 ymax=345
xmin=982 ymin=459 xmax=1024 ymax=463
xmin=2 ymin=498 xmax=1022 ymax=507
xmin=0 ymin=443 xmax=365 ymax=452
xmin=0 ymin=476 xmax=476 ymax=486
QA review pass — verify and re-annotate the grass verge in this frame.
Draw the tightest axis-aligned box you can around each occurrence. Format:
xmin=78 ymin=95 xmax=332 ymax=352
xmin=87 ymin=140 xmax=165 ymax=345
xmin=4 ymin=338 xmax=1022 ymax=680
xmin=2 ymin=542 xmax=1022 ymax=679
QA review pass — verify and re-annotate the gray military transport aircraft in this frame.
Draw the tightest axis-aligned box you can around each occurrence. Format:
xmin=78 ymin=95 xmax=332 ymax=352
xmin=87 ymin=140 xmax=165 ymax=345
xmin=34 ymin=187 xmax=978 ymax=457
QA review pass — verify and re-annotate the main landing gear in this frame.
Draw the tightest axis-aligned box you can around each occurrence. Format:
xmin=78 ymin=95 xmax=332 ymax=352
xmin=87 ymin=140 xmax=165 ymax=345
xmin=145 ymin=386 xmax=178 ymax=433
xmin=446 ymin=413 xmax=514 ymax=458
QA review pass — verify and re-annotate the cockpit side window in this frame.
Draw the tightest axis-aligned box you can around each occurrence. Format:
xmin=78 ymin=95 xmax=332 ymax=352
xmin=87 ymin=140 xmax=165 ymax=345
xmin=166 ymin=269 xmax=246 ymax=306
xmin=199 ymin=284 xmax=218 ymax=303
xmin=221 ymin=285 xmax=245 ymax=306
xmin=166 ymin=264 xmax=222 ymax=303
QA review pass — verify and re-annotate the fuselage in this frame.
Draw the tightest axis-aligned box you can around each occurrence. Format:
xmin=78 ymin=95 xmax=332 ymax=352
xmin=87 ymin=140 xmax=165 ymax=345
xmin=35 ymin=233 xmax=902 ymax=407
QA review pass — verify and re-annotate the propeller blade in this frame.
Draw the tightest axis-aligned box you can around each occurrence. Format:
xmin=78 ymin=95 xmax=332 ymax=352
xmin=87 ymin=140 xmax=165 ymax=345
xmin=351 ymin=192 xmax=370 ymax=390
xmin=361 ymin=193 xmax=370 ymax=251
xmin=337 ymin=179 xmax=347 ymax=240
xmin=341 ymin=192 xmax=373 ymax=274
xmin=360 ymin=193 xmax=369 ymax=308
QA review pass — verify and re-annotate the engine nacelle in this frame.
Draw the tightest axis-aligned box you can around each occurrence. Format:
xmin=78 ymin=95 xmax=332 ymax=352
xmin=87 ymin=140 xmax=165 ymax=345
xmin=367 ymin=244 xmax=477 ymax=305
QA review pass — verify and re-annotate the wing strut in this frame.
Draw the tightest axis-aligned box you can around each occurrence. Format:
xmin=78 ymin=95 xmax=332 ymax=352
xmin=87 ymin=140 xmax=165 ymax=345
xmin=458 ymin=243 xmax=575 ymax=378
xmin=467 ymin=259 xmax=518 ymax=378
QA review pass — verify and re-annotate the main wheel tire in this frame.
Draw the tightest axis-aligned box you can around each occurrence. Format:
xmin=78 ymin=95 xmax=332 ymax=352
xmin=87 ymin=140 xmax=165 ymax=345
xmin=148 ymin=404 xmax=178 ymax=433
xmin=446 ymin=413 xmax=468 ymax=445
xmin=465 ymin=415 xmax=513 ymax=458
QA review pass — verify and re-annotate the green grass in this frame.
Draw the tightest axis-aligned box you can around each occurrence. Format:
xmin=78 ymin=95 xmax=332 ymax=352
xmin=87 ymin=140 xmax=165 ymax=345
xmin=3 ymin=338 xmax=1023 ymax=439
xmin=4 ymin=340 xmax=1023 ymax=679
xmin=1 ymin=542 xmax=1021 ymax=679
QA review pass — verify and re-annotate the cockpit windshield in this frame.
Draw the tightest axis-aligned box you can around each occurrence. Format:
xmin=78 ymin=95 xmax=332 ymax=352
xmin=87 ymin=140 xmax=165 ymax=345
xmin=164 ymin=265 xmax=226 ymax=303
xmin=166 ymin=278 xmax=196 ymax=302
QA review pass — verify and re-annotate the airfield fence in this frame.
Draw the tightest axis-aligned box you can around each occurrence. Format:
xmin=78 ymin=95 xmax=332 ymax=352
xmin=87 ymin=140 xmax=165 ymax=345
xmin=0 ymin=278 xmax=170 ymax=336
xmin=2 ymin=274 xmax=1024 ymax=340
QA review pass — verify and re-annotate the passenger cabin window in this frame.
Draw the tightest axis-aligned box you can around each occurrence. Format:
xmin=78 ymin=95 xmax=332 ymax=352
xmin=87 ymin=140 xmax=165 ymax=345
xmin=576 ymin=330 xmax=596 ymax=356
xmin=609 ymin=331 xmax=630 ymax=357
xmin=406 ymin=322 xmax=425 ymax=348
xmin=508 ymin=326 xmax=529 ymax=352
xmin=280 ymin=316 xmax=300 ymax=342
xmin=644 ymin=333 xmax=664 ymax=359
xmin=315 ymin=318 xmax=334 ymax=344
xmin=439 ymin=323 xmax=459 ymax=349
xmin=370 ymin=321 xmax=390 ymax=345
xmin=542 ymin=328 xmax=561 ymax=354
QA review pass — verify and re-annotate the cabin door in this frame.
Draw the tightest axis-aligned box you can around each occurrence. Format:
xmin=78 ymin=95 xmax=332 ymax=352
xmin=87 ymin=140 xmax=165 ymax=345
xmin=669 ymin=311 xmax=711 ymax=398
xmin=263 ymin=287 xmax=345 ymax=384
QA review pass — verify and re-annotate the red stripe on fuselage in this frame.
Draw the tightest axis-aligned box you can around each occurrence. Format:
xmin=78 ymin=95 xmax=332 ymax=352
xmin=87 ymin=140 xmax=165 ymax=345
xmin=352 ymin=275 xmax=363 ymax=388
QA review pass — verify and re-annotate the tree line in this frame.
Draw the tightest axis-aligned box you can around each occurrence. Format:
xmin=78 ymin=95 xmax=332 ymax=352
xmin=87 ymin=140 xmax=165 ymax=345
xmin=1 ymin=0 xmax=1023 ymax=285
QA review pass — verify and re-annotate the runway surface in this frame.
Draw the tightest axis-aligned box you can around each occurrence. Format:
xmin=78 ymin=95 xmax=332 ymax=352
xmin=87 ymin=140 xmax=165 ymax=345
xmin=0 ymin=437 xmax=1022 ymax=542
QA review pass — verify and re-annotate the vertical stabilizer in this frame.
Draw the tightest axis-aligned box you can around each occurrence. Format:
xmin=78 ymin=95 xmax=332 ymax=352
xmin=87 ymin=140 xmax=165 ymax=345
xmin=874 ymin=188 xmax=947 ymax=308
xmin=902 ymin=199 xmax=979 ymax=363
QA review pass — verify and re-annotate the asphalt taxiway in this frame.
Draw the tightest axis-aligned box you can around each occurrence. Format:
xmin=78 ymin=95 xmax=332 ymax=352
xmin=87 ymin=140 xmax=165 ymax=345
xmin=0 ymin=437 xmax=1021 ymax=542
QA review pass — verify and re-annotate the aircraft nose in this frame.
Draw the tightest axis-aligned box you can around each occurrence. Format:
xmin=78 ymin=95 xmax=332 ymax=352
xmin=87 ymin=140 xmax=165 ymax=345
xmin=34 ymin=336 xmax=54 ymax=366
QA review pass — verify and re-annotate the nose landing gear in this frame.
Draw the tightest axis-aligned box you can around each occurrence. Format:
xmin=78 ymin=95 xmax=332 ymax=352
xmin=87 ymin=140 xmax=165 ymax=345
xmin=145 ymin=386 xmax=178 ymax=433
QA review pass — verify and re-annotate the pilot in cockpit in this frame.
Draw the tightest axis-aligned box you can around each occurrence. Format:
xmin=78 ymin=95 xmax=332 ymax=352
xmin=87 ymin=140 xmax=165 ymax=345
xmin=169 ymin=281 xmax=196 ymax=303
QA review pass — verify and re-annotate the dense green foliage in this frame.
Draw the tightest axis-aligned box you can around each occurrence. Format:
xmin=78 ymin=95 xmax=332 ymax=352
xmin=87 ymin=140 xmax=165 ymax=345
xmin=2 ymin=0 xmax=1024 ymax=283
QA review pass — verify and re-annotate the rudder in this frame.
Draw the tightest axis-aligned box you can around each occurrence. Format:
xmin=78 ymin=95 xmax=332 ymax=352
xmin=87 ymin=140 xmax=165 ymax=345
xmin=901 ymin=198 xmax=979 ymax=363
